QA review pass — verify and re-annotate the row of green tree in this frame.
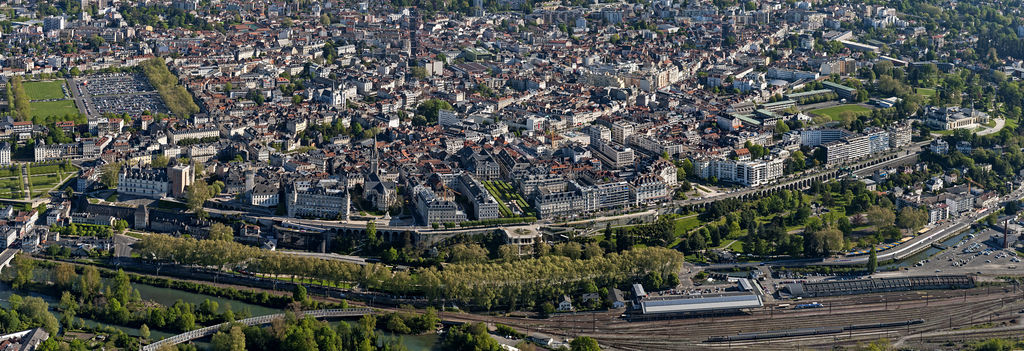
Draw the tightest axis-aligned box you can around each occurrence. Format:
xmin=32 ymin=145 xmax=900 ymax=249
xmin=135 ymin=235 xmax=684 ymax=311
xmin=140 ymin=58 xmax=200 ymax=117
xmin=6 ymin=76 xmax=30 ymax=120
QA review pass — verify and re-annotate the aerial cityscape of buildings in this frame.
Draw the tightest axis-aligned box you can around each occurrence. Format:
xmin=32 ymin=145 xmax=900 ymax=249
xmin=0 ymin=0 xmax=1021 ymax=349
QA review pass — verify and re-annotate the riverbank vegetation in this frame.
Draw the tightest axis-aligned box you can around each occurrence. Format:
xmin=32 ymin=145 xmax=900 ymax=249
xmin=9 ymin=256 xmax=265 ymax=336
xmin=234 ymin=313 xmax=413 ymax=351
xmin=34 ymin=255 xmax=296 ymax=309
xmin=2 ymin=254 xmax=449 ymax=351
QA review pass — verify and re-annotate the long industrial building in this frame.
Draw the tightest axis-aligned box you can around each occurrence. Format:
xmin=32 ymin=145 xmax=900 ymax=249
xmin=783 ymin=275 xmax=974 ymax=298
xmin=639 ymin=293 xmax=763 ymax=316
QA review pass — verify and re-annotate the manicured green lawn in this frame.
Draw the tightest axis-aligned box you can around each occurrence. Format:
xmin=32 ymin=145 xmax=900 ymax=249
xmin=916 ymin=87 xmax=936 ymax=97
xmin=22 ymin=80 xmax=66 ymax=100
xmin=808 ymin=104 xmax=873 ymax=120
xmin=156 ymin=199 xmax=189 ymax=210
xmin=29 ymin=174 xmax=61 ymax=189
xmin=30 ymin=188 xmax=50 ymax=198
xmin=0 ymin=178 xmax=22 ymax=189
xmin=0 ymin=166 xmax=20 ymax=178
xmin=483 ymin=180 xmax=535 ymax=217
xmin=0 ymin=190 xmax=22 ymax=199
xmin=30 ymin=100 xmax=79 ymax=119
xmin=0 ymin=177 xmax=23 ymax=199
xmin=28 ymin=161 xmax=70 ymax=175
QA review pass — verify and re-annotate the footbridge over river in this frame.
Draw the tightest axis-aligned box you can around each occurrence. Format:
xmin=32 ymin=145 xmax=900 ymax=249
xmin=141 ymin=308 xmax=377 ymax=351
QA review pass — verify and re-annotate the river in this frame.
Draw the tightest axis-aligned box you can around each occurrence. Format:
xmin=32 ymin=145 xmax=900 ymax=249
xmin=0 ymin=281 xmax=177 ymax=341
xmin=881 ymin=229 xmax=974 ymax=270
xmin=339 ymin=321 xmax=442 ymax=351
xmin=8 ymin=266 xmax=439 ymax=350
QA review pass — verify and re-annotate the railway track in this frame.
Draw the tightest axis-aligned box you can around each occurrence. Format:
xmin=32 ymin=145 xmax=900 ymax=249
xmin=593 ymin=291 xmax=1022 ymax=350
xmin=431 ymin=287 xmax=1024 ymax=350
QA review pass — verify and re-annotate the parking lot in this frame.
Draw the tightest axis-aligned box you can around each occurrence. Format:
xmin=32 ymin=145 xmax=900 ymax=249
xmin=72 ymin=73 xmax=169 ymax=117
xmin=80 ymin=73 xmax=156 ymax=96
xmin=92 ymin=92 xmax=167 ymax=116
xmin=907 ymin=229 xmax=1023 ymax=275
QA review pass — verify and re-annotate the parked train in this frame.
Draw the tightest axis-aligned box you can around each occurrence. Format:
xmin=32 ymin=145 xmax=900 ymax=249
xmin=793 ymin=302 xmax=824 ymax=309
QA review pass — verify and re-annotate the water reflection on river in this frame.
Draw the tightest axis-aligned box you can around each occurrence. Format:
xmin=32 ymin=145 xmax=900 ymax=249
xmin=11 ymin=267 xmax=438 ymax=350
xmin=881 ymin=230 xmax=973 ymax=270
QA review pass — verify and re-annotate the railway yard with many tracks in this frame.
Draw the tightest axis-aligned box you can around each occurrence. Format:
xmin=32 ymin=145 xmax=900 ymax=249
xmin=436 ymin=285 xmax=1024 ymax=350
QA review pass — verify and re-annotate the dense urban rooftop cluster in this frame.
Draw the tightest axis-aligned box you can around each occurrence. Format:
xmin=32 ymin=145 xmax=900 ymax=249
xmin=17 ymin=1 xmax=905 ymax=217
xmin=0 ymin=0 xmax=1017 ymax=232
xmin=0 ymin=0 xmax=1023 ymax=349
xmin=0 ymin=0 xmax=1016 ymax=244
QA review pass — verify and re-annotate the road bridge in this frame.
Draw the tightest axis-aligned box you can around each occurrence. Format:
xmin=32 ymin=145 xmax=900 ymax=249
xmin=141 ymin=308 xmax=377 ymax=351
xmin=0 ymin=248 xmax=18 ymax=274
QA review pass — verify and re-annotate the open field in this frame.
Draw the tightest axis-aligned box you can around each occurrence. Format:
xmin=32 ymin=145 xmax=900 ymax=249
xmin=29 ymin=174 xmax=62 ymax=189
xmin=809 ymin=104 xmax=873 ymax=120
xmin=28 ymin=161 xmax=72 ymax=175
xmin=916 ymin=87 xmax=937 ymax=97
xmin=30 ymin=100 xmax=79 ymax=119
xmin=22 ymin=80 xmax=66 ymax=100
xmin=0 ymin=166 xmax=20 ymax=178
xmin=673 ymin=215 xmax=701 ymax=235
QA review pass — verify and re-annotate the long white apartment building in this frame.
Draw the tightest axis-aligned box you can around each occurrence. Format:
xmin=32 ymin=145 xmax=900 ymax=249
xmin=693 ymin=157 xmax=784 ymax=187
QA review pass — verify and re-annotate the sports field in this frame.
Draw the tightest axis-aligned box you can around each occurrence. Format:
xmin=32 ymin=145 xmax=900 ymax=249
xmin=22 ymin=80 xmax=66 ymax=100
xmin=30 ymin=100 xmax=79 ymax=119
xmin=809 ymin=104 xmax=873 ymax=120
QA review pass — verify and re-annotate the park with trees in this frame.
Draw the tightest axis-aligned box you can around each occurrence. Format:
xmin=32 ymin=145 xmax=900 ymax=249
xmin=1 ymin=252 xmax=454 ymax=350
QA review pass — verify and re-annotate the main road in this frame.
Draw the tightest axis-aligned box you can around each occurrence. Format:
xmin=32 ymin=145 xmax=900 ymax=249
xmin=67 ymin=78 xmax=94 ymax=118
